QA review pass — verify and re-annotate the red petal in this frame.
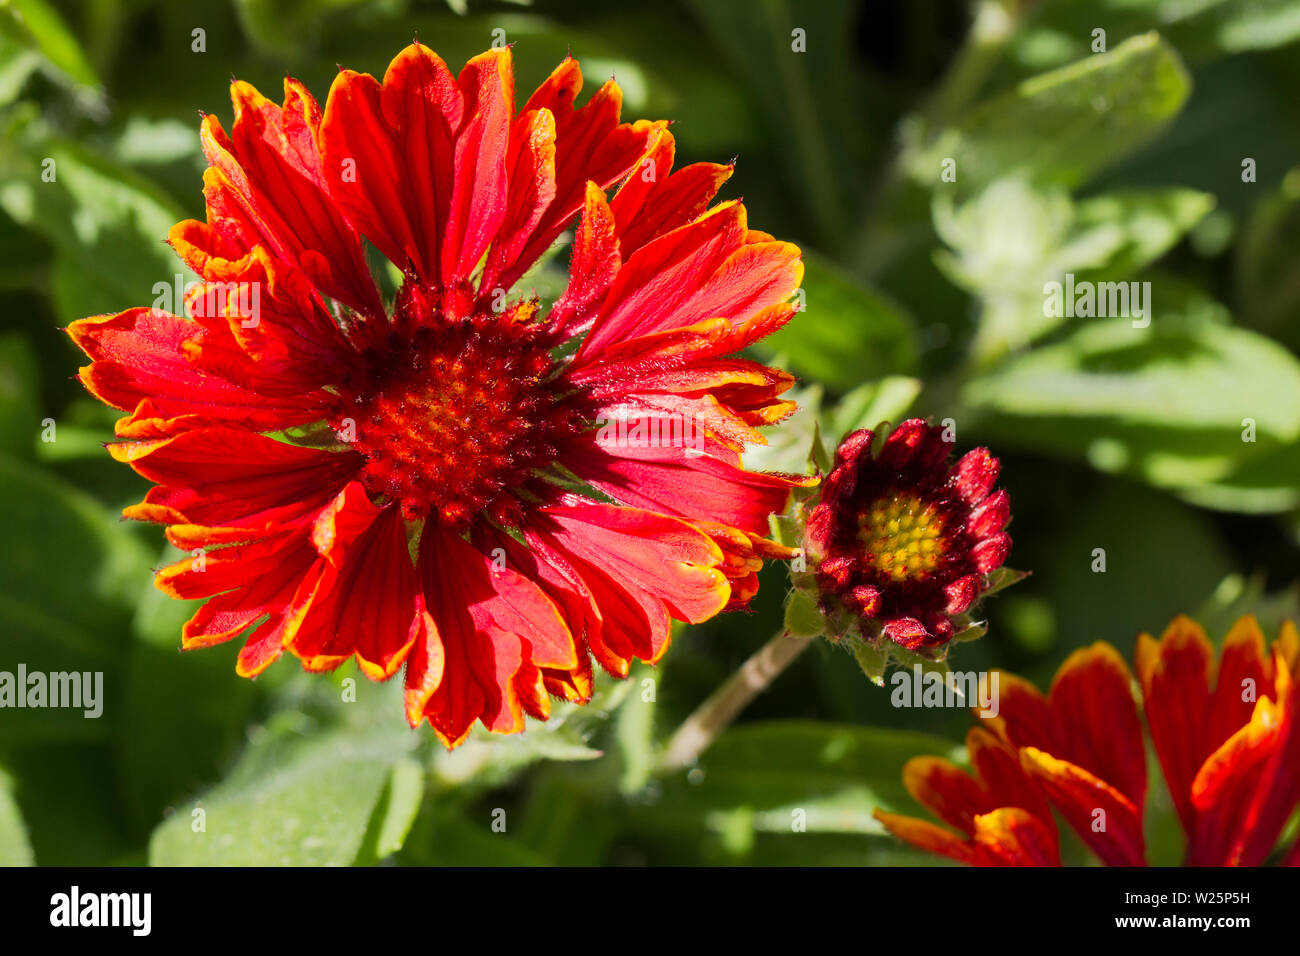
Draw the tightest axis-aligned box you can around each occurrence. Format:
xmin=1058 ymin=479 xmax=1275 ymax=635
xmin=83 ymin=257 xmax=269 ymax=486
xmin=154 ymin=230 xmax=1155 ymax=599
xmin=416 ymin=527 xmax=535 ymax=743
xmin=971 ymin=808 xmax=1061 ymax=866
xmin=111 ymin=427 xmax=360 ymax=531
xmin=469 ymin=526 xmax=583 ymax=673
xmin=208 ymin=81 xmax=382 ymax=317
xmin=402 ymin=595 xmax=445 ymax=728
xmin=1021 ymin=747 xmax=1146 ymax=866
xmin=1048 ymin=642 xmax=1147 ymax=812
xmin=527 ymin=502 xmax=727 ymax=676
xmin=562 ymin=430 xmax=810 ymax=536
xmin=176 ymin=251 xmax=352 ymax=389
xmin=611 ymin=125 xmax=735 ymax=256
xmin=481 ymin=105 xmax=557 ymax=293
xmin=947 ymin=447 xmax=1000 ymax=503
xmin=442 ymin=48 xmax=512 ymax=283
xmin=882 ymin=617 xmax=929 ymax=650
xmin=979 ymin=670 xmax=1065 ymax=756
xmin=68 ymin=309 xmax=325 ymax=430
xmin=506 ymin=61 xmax=655 ymax=286
xmin=549 ymin=182 xmax=619 ymax=338
xmin=569 ymin=306 xmax=795 ymax=380
xmin=901 ymin=755 xmax=993 ymax=835
xmin=967 ymin=489 xmax=1011 ymax=539
xmin=1230 ymin=655 xmax=1300 ymax=865
xmin=539 ymin=502 xmax=727 ymax=625
xmin=320 ymin=66 xmax=426 ymax=278
xmin=844 ymin=585 xmax=881 ymax=617
xmin=879 ymin=418 xmax=946 ymax=473
xmin=158 ymin=529 xmax=301 ymax=601
xmin=579 ymin=202 xmax=802 ymax=358
xmin=943 ymin=574 xmax=980 ymax=614
xmin=1189 ymin=695 xmax=1281 ymax=865
xmin=967 ymin=727 xmax=1055 ymax=832
xmin=971 ymin=533 xmax=1011 ymax=573
xmin=872 ymin=810 xmax=977 ymax=865
xmin=1208 ymin=614 xmax=1271 ymax=753
xmin=181 ymin=540 xmax=315 ymax=658
xmin=286 ymin=495 xmax=421 ymax=679
xmin=1134 ymin=616 xmax=1214 ymax=836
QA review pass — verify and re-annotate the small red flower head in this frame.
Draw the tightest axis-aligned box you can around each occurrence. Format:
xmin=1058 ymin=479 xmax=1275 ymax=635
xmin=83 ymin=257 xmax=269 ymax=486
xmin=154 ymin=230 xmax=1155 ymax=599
xmin=67 ymin=43 xmax=809 ymax=746
xmin=804 ymin=419 xmax=1011 ymax=650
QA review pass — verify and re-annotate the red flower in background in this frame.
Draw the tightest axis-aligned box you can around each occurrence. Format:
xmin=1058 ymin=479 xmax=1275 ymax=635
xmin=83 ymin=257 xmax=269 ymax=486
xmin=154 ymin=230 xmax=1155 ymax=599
xmin=805 ymin=420 xmax=1011 ymax=650
xmin=875 ymin=615 xmax=1300 ymax=866
xmin=68 ymin=43 xmax=810 ymax=746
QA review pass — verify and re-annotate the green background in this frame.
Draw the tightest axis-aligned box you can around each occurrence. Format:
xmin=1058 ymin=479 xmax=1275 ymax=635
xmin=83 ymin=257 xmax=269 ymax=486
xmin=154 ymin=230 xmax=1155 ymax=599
xmin=2 ymin=0 xmax=1300 ymax=866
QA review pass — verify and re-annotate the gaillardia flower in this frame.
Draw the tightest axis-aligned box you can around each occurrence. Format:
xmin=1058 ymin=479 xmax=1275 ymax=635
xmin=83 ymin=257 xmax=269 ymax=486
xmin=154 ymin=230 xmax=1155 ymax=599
xmin=875 ymin=614 xmax=1300 ymax=866
xmin=68 ymin=43 xmax=809 ymax=746
xmin=804 ymin=420 xmax=1011 ymax=650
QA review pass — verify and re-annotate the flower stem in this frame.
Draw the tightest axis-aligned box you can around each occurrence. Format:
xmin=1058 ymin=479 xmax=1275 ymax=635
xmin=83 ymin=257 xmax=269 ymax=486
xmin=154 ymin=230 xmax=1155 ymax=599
xmin=659 ymin=629 xmax=815 ymax=772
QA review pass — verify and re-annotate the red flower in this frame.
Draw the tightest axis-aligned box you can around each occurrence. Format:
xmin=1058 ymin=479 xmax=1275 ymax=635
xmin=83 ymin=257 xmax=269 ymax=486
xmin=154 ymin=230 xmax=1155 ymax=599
xmin=805 ymin=420 xmax=1011 ymax=650
xmin=68 ymin=44 xmax=809 ymax=746
xmin=875 ymin=615 xmax=1300 ymax=866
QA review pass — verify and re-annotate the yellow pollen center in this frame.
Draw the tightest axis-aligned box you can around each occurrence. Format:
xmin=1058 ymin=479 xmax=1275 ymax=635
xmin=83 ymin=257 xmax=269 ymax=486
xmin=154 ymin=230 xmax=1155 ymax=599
xmin=858 ymin=493 xmax=947 ymax=582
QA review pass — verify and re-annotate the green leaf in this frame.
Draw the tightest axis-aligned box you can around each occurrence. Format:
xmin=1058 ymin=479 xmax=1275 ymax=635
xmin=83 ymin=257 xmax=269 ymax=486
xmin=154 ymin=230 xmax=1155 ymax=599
xmin=113 ymin=553 xmax=257 ymax=835
xmin=148 ymin=680 xmax=418 ymax=866
xmin=934 ymin=181 xmax=1213 ymax=353
xmin=0 ymin=454 xmax=150 ymax=745
xmin=783 ymin=589 xmax=824 ymax=639
xmin=826 ymin=376 xmax=922 ymax=444
xmin=644 ymin=721 xmax=962 ymax=839
xmin=963 ymin=302 xmax=1300 ymax=507
xmin=1012 ymin=0 xmax=1300 ymax=70
xmin=422 ymin=808 xmax=550 ymax=866
xmin=0 ymin=769 xmax=34 ymax=866
xmin=0 ymin=332 xmax=39 ymax=459
xmin=113 ymin=640 xmax=257 ymax=834
xmin=233 ymin=0 xmax=397 ymax=60
xmin=851 ymin=638 xmax=888 ymax=687
xmin=980 ymin=567 xmax=1031 ymax=599
xmin=430 ymin=676 xmax=626 ymax=793
xmin=1194 ymin=572 xmax=1300 ymax=642
xmin=33 ymin=400 xmax=119 ymax=462
xmin=1212 ymin=0 xmax=1300 ymax=52
xmin=0 ymin=28 xmax=43 ymax=106
xmin=4 ymin=744 xmax=137 ymax=864
xmin=1177 ymin=440 xmax=1300 ymax=514
xmin=4 ymin=0 xmax=102 ymax=97
xmin=1070 ymin=189 xmax=1216 ymax=279
xmin=355 ymin=757 xmax=425 ymax=864
xmin=757 ymin=252 xmax=918 ymax=391
xmin=911 ymin=33 xmax=1191 ymax=197
xmin=0 ymin=454 xmax=150 ymax=630
xmin=0 ymin=136 xmax=188 ymax=325
xmin=615 ymin=663 xmax=657 ymax=796
xmin=740 ymin=382 xmax=824 ymax=476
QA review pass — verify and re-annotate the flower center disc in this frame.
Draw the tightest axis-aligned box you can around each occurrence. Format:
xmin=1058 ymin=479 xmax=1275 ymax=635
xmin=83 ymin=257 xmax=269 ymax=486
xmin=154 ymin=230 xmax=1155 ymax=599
xmin=857 ymin=492 xmax=948 ymax=582
xmin=336 ymin=313 xmax=576 ymax=527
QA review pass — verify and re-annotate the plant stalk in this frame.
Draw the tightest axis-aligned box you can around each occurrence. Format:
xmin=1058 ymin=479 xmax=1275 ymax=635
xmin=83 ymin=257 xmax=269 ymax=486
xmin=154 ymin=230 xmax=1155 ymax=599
xmin=660 ymin=629 xmax=814 ymax=772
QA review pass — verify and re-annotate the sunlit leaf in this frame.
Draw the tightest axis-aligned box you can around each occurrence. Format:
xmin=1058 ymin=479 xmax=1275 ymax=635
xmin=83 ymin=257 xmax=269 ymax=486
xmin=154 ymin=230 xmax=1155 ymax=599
xmin=910 ymin=33 xmax=1191 ymax=196
xmin=148 ymin=681 xmax=418 ymax=866
xmin=0 ymin=769 xmax=34 ymax=866
xmin=758 ymin=253 xmax=918 ymax=390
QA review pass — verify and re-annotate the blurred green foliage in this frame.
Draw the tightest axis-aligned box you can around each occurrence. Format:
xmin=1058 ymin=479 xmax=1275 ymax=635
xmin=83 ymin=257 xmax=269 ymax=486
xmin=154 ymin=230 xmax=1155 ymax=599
xmin=2 ymin=0 xmax=1300 ymax=867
